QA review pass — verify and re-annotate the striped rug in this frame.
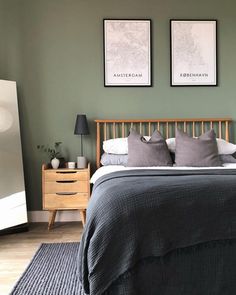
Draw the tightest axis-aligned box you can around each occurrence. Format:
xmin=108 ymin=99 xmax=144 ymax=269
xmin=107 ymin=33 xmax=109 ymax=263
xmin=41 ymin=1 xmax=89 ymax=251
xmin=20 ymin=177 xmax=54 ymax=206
xmin=10 ymin=242 xmax=85 ymax=295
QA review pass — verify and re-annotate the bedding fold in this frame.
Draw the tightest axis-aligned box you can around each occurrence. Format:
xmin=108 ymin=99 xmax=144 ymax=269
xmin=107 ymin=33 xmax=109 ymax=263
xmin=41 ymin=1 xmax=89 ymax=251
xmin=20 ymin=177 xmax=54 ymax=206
xmin=78 ymin=169 xmax=236 ymax=295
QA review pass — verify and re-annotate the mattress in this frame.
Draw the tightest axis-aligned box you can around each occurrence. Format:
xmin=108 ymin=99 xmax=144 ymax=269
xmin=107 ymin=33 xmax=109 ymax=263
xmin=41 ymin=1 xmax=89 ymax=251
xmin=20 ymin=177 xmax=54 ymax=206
xmin=90 ymin=163 xmax=236 ymax=184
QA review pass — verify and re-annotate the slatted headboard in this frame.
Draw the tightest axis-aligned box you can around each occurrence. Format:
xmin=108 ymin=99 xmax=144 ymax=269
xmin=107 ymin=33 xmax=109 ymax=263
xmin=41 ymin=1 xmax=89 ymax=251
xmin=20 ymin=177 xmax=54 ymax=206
xmin=95 ymin=118 xmax=232 ymax=168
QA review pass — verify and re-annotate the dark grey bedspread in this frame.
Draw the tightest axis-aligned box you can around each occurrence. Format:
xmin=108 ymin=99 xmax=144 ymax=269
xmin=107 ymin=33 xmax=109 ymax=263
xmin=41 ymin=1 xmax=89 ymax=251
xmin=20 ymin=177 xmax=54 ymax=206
xmin=78 ymin=169 xmax=236 ymax=295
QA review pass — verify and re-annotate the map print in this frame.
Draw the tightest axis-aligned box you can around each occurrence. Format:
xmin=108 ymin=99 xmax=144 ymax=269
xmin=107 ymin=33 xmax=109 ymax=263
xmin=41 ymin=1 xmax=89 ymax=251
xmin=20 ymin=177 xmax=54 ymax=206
xmin=172 ymin=21 xmax=216 ymax=85
xmin=105 ymin=20 xmax=151 ymax=86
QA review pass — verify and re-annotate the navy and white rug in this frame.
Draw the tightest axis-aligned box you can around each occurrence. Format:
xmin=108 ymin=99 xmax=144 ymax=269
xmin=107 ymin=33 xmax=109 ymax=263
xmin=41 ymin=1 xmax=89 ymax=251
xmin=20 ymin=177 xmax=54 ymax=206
xmin=10 ymin=242 xmax=84 ymax=295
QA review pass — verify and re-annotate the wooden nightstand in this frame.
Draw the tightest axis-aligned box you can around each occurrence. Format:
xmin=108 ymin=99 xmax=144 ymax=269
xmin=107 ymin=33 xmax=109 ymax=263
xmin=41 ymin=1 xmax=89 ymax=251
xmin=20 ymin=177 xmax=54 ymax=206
xmin=42 ymin=163 xmax=90 ymax=230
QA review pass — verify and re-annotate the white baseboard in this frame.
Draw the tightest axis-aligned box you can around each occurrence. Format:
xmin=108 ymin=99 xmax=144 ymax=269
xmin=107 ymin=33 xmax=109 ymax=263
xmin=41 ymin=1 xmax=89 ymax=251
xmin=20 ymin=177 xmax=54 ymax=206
xmin=28 ymin=210 xmax=81 ymax=222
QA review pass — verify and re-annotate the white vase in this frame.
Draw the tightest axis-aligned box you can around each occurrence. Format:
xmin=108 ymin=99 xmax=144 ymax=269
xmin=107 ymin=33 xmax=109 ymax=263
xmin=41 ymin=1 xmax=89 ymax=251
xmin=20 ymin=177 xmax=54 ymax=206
xmin=51 ymin=157 xmax=60 ymax=169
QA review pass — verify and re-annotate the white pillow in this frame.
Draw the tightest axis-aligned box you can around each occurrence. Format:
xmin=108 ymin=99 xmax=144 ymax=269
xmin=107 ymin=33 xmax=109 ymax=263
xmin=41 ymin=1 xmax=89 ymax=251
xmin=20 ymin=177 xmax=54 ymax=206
xmin=103 ymin=136 xmax=150 ymax=154
xmin=103 ymin=138 xmax=128 ymax=154
xmin=166 ymin=137 xmax=236 ymax=155
xmin=217 ymin=138 xmax=236 ymax=154
xmin=166 ymin=138 xmax=175 ymax=153
xmin=103 ymin=136 xmax=236 ymax=155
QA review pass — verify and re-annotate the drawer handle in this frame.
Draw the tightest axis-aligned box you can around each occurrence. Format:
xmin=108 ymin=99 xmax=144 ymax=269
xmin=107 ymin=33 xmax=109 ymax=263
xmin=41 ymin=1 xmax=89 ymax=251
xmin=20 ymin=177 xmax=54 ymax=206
xmin=56 ymin=180 xmax=77 ymax=183
xmin=56 ymin=171 xmax=77 ymax=174
xmin=56 ymin=192 xmax=78 ymax=196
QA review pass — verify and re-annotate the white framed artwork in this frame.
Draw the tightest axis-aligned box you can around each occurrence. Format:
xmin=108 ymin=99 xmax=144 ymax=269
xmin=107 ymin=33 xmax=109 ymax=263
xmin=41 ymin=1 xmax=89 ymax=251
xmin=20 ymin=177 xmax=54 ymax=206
xmin=103 ymin=19 xmax=152 ymax=87
xmin=170 ymin=20 xmax=217 ymax=86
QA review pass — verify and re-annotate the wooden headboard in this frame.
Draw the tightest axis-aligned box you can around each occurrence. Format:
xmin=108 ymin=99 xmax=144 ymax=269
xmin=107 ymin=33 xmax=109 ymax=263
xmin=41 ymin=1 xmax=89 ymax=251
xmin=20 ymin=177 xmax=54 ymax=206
xmin=95 ymin=118 xmax=232 ymax=168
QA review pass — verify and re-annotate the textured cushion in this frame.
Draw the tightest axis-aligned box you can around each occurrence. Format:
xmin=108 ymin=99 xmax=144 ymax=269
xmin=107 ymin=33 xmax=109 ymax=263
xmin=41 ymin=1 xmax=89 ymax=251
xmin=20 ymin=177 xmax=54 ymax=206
xmin=127 ymin=129 xmax=173 ymax=167
xmin=166 ymin=137 xmax=236 ymax=155
xmin=101 ymin=153 xmax=128 ymax=166
xmin=220 ymin=154 xmax=236 ymax=163
xmin=175 ymin=129 xmax=222 ymax=167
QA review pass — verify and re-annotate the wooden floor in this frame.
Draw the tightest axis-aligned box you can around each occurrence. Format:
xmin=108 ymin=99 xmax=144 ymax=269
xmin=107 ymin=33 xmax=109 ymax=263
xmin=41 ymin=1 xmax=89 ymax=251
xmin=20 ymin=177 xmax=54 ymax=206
xmin=0 ymin=222 xmax=83 ymax=295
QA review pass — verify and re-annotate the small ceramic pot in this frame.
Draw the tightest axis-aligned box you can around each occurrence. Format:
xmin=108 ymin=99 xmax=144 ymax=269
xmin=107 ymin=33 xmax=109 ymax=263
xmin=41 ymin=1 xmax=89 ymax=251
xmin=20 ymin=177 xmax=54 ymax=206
xmin=68 ymin=162 xmax=76 ymax=169
xmin=51 ymin=157 xmax=60 ymax=169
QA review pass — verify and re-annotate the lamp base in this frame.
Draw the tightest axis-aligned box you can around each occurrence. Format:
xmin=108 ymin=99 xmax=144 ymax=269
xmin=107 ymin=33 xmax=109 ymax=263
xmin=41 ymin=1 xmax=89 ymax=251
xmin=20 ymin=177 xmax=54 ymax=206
xmin=77 ymin=156 xmax=87 ymax=169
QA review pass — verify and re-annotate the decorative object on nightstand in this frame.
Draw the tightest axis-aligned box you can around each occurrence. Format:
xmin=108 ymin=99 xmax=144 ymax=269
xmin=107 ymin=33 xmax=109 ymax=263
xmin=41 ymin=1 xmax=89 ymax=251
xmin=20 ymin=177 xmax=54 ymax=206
xmin=74 ymin=114 xmax=90 ymax=168
xmin=37 ymin=142 xmax=63 ymax=169
xmin=42 ymin=162 xmax=90 ymax=230
xmin=51 ymin=157 xmax=60 ymax=169
xmin=68 ymin=161 xmax=76 ymax=169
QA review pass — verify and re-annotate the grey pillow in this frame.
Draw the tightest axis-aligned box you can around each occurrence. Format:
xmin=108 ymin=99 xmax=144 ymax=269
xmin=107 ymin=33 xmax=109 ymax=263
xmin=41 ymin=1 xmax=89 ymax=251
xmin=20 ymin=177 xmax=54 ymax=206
xmin=127 ymin=129 xmax=173 ymax=167
xmin=175 ymin=129 xmax=222 ymax=167
xmin=220 ymin=154 xmax=236 ymax=163
xmin=101 ymin=153 xmax=128 ymax=166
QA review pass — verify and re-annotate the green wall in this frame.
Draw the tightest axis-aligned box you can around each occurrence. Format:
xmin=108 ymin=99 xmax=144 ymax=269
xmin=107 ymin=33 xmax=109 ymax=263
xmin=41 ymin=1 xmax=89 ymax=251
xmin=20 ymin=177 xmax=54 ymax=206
xmin=1 ymin=0 xmax=236 ymax=210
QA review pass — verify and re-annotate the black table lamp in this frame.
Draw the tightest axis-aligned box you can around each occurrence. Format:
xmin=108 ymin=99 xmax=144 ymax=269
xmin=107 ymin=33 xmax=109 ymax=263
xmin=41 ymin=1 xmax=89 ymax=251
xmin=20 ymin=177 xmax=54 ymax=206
xmin=74 ymin=114 xmax=89 ymax=168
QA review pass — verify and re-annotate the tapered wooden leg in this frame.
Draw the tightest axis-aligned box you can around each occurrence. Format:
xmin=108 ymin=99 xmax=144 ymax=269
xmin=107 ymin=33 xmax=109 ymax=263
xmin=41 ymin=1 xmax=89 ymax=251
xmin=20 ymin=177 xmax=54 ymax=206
xmin=80 ymin=210 xmax=86 ymax=227
xmin=48 ymin=210 xmax=57 ymax=230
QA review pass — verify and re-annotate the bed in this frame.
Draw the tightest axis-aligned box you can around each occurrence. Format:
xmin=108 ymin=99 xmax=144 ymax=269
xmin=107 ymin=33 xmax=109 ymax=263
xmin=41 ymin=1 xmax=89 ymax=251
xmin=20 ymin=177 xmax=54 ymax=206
xmin=78 ymin=118 xmax=236 ymax=295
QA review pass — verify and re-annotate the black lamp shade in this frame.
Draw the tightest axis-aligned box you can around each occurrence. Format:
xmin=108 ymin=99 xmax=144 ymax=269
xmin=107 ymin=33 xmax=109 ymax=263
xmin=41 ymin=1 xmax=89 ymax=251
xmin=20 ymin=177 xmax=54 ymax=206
xmin=74 ymin=114 xmax=89 ymax=135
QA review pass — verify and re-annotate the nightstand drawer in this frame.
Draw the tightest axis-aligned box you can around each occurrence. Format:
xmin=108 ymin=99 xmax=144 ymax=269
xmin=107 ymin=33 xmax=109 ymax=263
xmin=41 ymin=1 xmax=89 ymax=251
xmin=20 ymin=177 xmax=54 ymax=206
xmin=45 ymin=180 xmax=88 ymax=193
xmin=45 ymin=170 xmax=88 ymax=181
xmin=44 ymin=193 xmax=89 ymax=209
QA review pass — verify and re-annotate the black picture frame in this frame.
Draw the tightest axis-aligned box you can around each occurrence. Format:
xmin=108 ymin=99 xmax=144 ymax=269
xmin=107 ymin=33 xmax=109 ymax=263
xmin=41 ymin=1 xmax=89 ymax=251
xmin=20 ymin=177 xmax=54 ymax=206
xmin=170 ymin=19 xmax=218 ymax=87
xmin=103 ymin=19 xmax=152 ymax=87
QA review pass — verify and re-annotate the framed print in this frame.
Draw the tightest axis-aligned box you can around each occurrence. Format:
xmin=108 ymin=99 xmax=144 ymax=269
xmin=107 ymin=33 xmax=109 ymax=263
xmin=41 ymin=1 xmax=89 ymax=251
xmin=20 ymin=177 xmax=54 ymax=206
xmin=170 ymin=20 xmax=217 ymax=86
xmin=103 ymin=19 xmax=152 ymax=87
